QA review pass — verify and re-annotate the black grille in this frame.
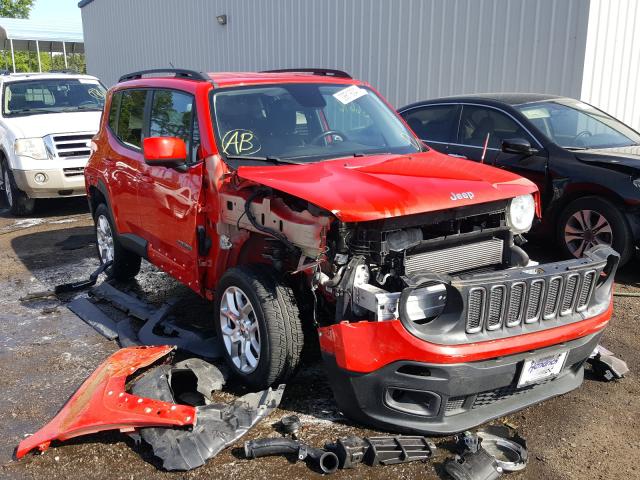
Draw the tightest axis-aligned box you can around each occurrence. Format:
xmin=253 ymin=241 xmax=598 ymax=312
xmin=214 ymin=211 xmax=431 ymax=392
xmin=53 ymin=133 xmax=93 ymax=158
xmin=577 ymin=270 xmax=595 ymax=311
xmin=525 ymin=280 xmax=544 ymax=323
xmin=472 ymin=381 xmax=548 ymax=409
xmin=560 ymin=274 xmax=579 ymax=315
xmin=466 ymin=288 xmax=485 ymax=333
xmin=486 ymin=286 xmax=505 ymax=330
xmin=506 ymin=282 xmax=525 ymax=327
xmin=445 ymin=396 xmax=465 ymax=415
xmin=465 ymin=268 xmax=599 ymax=335
xmin=543 ymin=277 xmax=562 ymax=319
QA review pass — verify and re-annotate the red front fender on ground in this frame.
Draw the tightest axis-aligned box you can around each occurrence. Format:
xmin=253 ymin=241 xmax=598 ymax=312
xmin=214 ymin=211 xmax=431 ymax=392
xmin=16 ymin=345 xmax=196 ymax=459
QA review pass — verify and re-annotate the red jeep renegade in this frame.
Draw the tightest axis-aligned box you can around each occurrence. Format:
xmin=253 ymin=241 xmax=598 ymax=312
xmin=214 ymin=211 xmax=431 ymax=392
xmin=85 ymin=68 xmax=619 ymax=434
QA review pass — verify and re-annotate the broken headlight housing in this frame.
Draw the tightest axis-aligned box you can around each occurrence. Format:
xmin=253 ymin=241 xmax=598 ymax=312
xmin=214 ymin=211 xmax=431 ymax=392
xmin=506 ymin=194 xmax=535 ymax=233
xmin=14 ymin=138 xmax=48 ymax=160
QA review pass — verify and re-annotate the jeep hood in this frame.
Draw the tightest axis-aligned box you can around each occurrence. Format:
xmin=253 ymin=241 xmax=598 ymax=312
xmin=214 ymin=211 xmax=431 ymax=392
xmin=236 ymin=150 xmax=538 ymax=222
xmin=575 ymin=145 xmax=640 ymax=172
xmin=6 ymin=110 xmax=101 ymax=138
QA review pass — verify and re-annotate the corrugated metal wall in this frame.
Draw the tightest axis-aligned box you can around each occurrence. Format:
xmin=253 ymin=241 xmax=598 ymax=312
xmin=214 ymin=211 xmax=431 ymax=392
xmin=81 ymin=0 xmax=590 ymax=108
xmin=581 ymin=0 xmax=640 ymax=131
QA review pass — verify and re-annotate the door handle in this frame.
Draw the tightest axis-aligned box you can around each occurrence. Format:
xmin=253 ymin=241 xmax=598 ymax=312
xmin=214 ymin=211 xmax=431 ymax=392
xmin=449 ymin=154 xmax=467 ymax=159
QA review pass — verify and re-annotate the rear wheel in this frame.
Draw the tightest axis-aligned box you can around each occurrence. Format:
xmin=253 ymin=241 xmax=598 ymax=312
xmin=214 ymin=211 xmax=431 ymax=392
xmin=94 ymin=203 xmax=141 ymax=280
xmin=1 ymin=159 xmax=35 ymax=216
xmin=558 ymin=196 xmax=633 ymax=265
xmin=215 ymin=264 xmax=303 ymax=390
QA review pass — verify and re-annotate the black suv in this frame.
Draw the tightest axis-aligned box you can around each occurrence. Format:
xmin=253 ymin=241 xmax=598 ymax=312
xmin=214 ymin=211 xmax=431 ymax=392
xmin=399 ymin=94 xmax=640 ymax=265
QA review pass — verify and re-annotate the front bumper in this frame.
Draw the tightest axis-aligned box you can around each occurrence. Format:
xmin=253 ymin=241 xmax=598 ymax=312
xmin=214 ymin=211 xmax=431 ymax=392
xmin=319 ymin=246 xmax=618 ymax=434
xmin=321 ymin=330 xmax=602 ymax=435
xmin=13 ymin=165 xmax=87 ymax=198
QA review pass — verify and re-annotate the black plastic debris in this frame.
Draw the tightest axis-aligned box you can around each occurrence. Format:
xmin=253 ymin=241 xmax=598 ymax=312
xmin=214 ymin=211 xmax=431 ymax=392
xmin=130 ymin=360 xmax=284 ymax=471
xmin=474 ymin=426 xmax=527 ymax=472
xmin=588 ymin=345 xmax=630 ymax=381
xmin=328 ymin=435 xmax=436 ymax=468
xmin=245 ymin=437 xmax=339 ymax=474
xmin=87 ymin=282 xmax=221 ymax=358
xmin=68 ymin=297 xmax=118 ymax=340
xmin=444 ymin=446 xmax=503 ymax=480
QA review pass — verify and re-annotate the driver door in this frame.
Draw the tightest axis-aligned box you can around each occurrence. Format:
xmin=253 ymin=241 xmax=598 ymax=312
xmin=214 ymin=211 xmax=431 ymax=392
xmin=448 ymin=105 xmax=549 ymax=198
xmin=137 ymin=88 xmax=205 ymax=292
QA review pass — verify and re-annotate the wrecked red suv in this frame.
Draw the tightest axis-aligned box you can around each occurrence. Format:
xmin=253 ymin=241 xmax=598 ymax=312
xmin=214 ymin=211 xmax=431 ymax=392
xmin=85 ymin=68 xmax=619 ymax=434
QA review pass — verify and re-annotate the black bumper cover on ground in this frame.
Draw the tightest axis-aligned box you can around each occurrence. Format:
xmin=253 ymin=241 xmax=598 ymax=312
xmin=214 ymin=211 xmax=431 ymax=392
xmin=322 ymin=331 xmax=602 ymax=435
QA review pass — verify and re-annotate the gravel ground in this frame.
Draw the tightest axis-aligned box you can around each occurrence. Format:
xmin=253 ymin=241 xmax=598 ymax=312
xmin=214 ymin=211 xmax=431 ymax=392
xmin=0 ymin=198 xmax=638 ymax=480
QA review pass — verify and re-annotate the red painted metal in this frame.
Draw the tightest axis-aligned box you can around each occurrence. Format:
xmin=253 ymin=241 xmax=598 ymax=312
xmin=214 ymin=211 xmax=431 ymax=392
xmin=318 ymin=302 xmax=613 ymax=373
xmin=16 ymin=346 xmax=196 ymax=459
xmin=236 ymin=151 xmax=538 ymax=222
xmin=143 ymin=136 xmax=187 ymax=162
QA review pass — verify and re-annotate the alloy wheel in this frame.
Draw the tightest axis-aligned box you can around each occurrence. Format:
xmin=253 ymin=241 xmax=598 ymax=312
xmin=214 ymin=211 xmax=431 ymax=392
xmin=219 ymin=286 xmax=261 ymax=373
xmin=564 ymin=209 xmax=613 ymax=257
xmin=96 ymin=214 xmax=115 ymax=263
xmin=3 ymin=167 xmax=12 ymax=208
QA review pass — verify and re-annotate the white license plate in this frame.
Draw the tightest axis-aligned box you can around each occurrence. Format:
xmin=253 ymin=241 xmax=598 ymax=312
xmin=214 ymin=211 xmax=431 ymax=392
xmin=517 ymin=351 xmax=568 ymax=387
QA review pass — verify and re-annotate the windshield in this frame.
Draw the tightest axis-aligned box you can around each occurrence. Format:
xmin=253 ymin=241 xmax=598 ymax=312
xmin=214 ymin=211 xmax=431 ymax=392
xmin=516 ymin=99 xmax=640 ymax=149
xmin=211 ymin=83 xmax=422 ymax=163
xmin=2 ymin=78 xmax=106 ymax=117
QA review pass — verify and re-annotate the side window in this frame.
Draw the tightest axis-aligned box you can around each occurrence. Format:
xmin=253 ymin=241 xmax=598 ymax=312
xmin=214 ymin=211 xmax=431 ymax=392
xmin=149 ymin=89 xmax=198 ymax=163
xmin=108 ymin=91 xmax=121 ymax=133
xmin=401 ymin=105 xmax=459 ymax=142
xmin=116 ymin=89 xmax=147 ymax=149
xmin=459 ymin=105 xmax=532 ymax=148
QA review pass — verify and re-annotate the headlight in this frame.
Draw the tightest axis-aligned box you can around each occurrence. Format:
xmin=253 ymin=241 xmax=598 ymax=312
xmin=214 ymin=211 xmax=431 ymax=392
xmin=506 ymin=194 xmax=535 ymax=233
xmin=14 ymin=138 xmax=48 ymax=160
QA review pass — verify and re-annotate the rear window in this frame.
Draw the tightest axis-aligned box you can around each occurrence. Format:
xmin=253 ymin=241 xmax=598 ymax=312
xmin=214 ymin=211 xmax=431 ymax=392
xmin=108 ymin=89 xmax=147 ymax=149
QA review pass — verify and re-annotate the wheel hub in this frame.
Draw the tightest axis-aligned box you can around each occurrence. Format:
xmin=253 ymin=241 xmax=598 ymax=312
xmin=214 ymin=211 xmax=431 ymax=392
xmin=564 ymin=209 xmax=613 ymax=258
xmin=219 ymin=286 xmax=261 ymax=374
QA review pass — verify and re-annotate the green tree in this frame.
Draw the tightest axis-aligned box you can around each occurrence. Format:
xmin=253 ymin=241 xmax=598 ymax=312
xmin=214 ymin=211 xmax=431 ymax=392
xmin=0 ymin=0 xmax=35 ymax=19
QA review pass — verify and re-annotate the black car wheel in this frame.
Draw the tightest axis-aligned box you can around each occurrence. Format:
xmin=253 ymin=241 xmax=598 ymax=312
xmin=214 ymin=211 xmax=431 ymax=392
xmin=558 ymin=196 xmax=633 ymax=265
xmin=1 ymin=158 xmax=35 ymax=216
xmin=214 ymin=264 xmax=303 ymax=390
xmin=94 ymin=203 xmax=142 ymax=280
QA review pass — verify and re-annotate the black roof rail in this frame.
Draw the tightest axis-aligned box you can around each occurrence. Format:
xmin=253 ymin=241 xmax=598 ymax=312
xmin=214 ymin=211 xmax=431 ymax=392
xmin=118 ymin=68 xmax=211 ymax=83
xmin=260 ymin=68 xmax=352 ymax=79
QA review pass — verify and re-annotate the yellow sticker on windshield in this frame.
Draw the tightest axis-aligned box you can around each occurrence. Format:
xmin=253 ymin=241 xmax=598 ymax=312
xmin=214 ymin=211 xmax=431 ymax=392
xmin=222 ymin=129 xmax=261 ymax=155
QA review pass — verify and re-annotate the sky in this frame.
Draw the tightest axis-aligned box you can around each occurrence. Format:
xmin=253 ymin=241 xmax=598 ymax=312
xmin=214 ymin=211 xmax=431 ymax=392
xmin=30 ymin=0 xmax=82 ymax=24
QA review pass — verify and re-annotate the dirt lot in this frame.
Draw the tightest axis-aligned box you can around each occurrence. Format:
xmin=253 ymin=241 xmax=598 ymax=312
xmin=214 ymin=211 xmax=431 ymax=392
xmin=0 ymin=198 xmax=638 ymax=480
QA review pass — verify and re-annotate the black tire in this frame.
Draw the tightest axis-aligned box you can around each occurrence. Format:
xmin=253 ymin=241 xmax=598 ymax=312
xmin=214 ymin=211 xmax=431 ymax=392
xmin=557 ymin=196 xmax=633 ymax=265
xmin=214 ymin=264 xmax=304 ymax=390
xmin=94 ymin=203 xmax=141 ymax=280
xmin=1 ymin=158 xmax=35 ymax=216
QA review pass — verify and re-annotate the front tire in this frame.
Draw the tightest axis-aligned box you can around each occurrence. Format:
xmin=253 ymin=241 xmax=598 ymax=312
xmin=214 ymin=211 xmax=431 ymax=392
xmin=94 ymin=203 xmax=141 ymax=280
xmin=215 ymin=264 xmax=303 ymax=390
xmin=1 ymin=159 xmax=35 ymax=216
xmin=558 ymin=196 xmax=633 ymax=265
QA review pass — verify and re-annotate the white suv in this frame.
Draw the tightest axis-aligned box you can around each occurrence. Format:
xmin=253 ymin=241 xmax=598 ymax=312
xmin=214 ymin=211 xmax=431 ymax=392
xmin=0 ymin=72 xmax=105 ymax=215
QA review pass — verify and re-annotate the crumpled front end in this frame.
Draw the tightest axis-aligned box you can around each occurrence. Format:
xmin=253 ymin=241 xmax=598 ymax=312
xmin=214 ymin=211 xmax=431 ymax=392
xmin=319 ymin=246 xmax=619 ymax=434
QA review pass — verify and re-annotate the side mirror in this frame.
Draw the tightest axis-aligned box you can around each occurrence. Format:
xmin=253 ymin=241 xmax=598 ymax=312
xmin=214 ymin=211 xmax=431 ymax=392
xmin=501 ymin=138 xmax=537 ymax=156
xmin=143 ymin=137 xmax=187 ymax=168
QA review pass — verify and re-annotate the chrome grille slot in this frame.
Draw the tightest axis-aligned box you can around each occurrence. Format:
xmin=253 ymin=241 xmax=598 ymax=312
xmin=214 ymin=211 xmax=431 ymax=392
xmin=466 ymin=287 xmax=485 ymax=333
xmin=52 ymin=133 xmax=94 ymax=158
xmin=486 ymin=285 xmax=506 ymax=330
xmin=405 ymin=238 xmax=503 ymax=275
xmin=63 ymin=167 xmax=85 ymax=177
xmin=506 ymin=282 xmax=525 ymax=327
xmin=525 ymin=279 xmax=544 ymax=323
xmin=576 ymin=270 xmax=595 ymax=311
xmin=543 ymin=276 xmax=562 ymax=320
xmin=560 ymin=274 xmax=579 ymax=315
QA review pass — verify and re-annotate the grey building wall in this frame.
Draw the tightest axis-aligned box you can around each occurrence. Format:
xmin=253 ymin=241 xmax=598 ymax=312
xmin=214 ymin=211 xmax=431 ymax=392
xmin=81 ymin=0 xmax=590 ymax=108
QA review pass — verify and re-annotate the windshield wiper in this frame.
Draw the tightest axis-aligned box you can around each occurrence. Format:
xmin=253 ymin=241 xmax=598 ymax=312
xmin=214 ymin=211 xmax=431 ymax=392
xmin=224 ymin=155 xmax=302 ymax=165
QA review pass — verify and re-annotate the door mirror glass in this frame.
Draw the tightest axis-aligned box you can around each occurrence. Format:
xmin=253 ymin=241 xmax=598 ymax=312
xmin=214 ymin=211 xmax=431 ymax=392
xmin=143 ymin=136 xmax=187 ymax=168
xmin=501 ymin=138 xmax=537 ymax=155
